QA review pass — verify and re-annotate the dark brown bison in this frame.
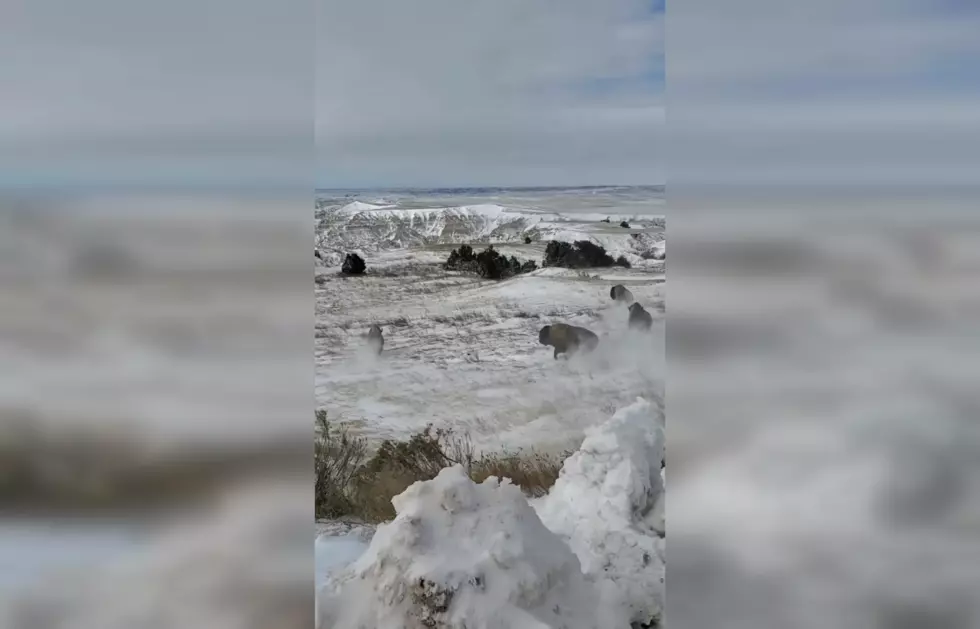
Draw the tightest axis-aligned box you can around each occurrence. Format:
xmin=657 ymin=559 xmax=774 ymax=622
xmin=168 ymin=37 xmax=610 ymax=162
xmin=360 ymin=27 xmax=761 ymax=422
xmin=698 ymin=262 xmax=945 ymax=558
xmin=538 ymin=323 xmax=599 ymax=360
xmin=628 ymin=303 xmax=653 ymax=331
xmin=609 ymin=284 xmax=635 ymax=305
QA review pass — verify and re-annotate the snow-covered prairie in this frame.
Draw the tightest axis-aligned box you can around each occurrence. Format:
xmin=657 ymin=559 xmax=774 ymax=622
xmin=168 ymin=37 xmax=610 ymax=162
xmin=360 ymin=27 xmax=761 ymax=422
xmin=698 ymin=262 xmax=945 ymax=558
xmin=315 ymin=187 xmax=665 ymax=452
xmin=315 ymin=187 xmax=666 ymax=628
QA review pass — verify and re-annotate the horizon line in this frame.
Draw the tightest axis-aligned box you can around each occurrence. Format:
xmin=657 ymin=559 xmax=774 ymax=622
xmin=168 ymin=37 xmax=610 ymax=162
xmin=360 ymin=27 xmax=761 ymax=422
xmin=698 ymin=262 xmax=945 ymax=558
xmin=316 ymin=183 xmax=666 ymax=192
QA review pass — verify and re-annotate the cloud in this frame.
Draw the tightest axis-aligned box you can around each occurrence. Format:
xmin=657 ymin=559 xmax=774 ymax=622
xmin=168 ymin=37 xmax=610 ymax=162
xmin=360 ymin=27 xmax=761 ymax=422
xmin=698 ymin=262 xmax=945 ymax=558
xmin=317 ymin=0 xmax=664 ymax=187
xmin=668 ymin=0 xmax=980 ymax=191
xmin=2 ymin=0 xmax=662 ymax=189
xmin=0 ymin=0 xmax=312 ymax=189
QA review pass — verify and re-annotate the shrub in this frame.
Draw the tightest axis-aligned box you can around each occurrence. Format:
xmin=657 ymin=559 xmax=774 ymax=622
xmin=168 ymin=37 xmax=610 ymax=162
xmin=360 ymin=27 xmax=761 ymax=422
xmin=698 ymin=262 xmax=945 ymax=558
xmin=314 ymin=415 xmax=567 ymax=523
xmin=444 ymin=245 xmax=536 ymax=280
xmin=342 ymin=253 xmax=366 ymax=275
xmin=443 ymin=244 xmax=477 ymax=273
xmin=315 ymin=410 xmax=367 ymax=519
xmin=524 ymin=236 xmax=532 ymax=244
xmin=616 ymin=255 xmax=632 ymax=268
xmin=620 ymin=221 xmax=630 ymax=228
xmin=543 ymin=240 xmax=617 ymax=268
xmin=475 ymin=247 xmax=511 ymax=279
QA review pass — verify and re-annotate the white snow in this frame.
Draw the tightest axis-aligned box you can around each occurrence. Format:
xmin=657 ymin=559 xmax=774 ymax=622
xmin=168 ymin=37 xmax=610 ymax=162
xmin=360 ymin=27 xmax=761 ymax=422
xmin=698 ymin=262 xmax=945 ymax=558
xmin=337 ymin=200 xmax=394 ymax=214
xmin=534 ymin=398 xmax=666 ymax=626
xmin=316 ymin=197 xmax=664 ymax=263
xmin=316 ymin=534 xmax=370 ymax=588
xmin=317 ymin=398 xmax=664 ymax=629
xmin=319 ymin=466 xmax=618 ymax=629
xmin=315 ymin=263 xmax=665 ymax=451
xmin=315 ymin=188 xmax=665 ymax=627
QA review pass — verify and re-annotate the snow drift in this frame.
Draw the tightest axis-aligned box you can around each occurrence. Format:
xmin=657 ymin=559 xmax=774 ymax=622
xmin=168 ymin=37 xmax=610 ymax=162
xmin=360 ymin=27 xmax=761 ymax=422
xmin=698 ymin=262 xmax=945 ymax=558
xmin=317 ymin=398 xmax=665 ymax=629
xmin=319 ymin=466 xmax=611 ymax=629
xmin=535 ymin=397 xmax=666 ymax=627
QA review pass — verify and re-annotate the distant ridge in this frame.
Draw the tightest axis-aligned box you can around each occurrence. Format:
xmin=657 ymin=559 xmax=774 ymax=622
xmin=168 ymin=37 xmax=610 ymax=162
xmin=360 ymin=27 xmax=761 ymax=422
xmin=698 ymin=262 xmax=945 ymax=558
xmin=316 ymin=184 xmax=665 ymax=194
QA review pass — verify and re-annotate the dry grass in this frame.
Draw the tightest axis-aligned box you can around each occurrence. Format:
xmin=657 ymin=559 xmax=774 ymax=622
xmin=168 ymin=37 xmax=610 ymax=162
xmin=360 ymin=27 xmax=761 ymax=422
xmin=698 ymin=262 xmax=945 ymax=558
xmin=314 ymin=410 xmax=367 ymax=519
xmin=469 ymin=450 xmax=567 ymax=498
xmin=314 ymin=412 xmax=568 ymax=523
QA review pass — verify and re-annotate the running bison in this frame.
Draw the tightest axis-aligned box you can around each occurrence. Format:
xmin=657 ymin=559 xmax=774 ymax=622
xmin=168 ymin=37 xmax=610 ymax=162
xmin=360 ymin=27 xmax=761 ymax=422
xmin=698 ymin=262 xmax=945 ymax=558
xmin=366 ymin=324 xmax=384 ymax=356
xmin=609 ymin=284 xmax=635 ymax=305
xmin=538 ymin=323 xmax=600 ymax=360
xmin=628 ymin=303 xmax=653 ymax=331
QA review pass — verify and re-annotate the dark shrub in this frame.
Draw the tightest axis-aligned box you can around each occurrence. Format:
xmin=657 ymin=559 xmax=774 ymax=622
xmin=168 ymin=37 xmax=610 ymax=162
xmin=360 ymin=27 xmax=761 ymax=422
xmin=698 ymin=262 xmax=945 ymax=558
xmin=443 ymin=244 xmax=477 ymax=271
xmin=543 ymin=239 xmax=617 ymax=268
xmin=476 ymin=247 xmax=518 ymax=279
xmin=543 ymin=240 xmax=573 ymax=267
xmin=520 ymin=259 xmax=538 ymax=273
xmin=575 ymin=241 xmax=616 ymax=265
xmin=524 ymin=236 xmax=532 ymax=244
xmin=620 ymin=221 xmax=630 ymax=228
xmin=445 ymin=244 xmax=535 ymax=280
xmin=476 ymin=247 xmax=507 ymax=279
xmin=616 ymin=255 xmax=632 ymax=268
xmin=342 ymin=253 xmax=366 ymax=275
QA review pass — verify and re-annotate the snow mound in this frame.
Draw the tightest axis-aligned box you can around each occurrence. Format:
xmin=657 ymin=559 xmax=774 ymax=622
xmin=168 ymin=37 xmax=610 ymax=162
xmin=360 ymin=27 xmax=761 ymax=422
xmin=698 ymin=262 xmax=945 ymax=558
xmin=319 ymin=465 xmax=617 ymax=629
xmin=337 ymin=200 xmax=393 ymax=214
xmin=534 ymin=398 xmax=666 ymax=627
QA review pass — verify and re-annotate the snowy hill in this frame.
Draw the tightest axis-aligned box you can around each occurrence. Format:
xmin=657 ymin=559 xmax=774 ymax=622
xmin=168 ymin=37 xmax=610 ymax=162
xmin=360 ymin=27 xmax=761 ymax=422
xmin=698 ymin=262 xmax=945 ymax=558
xmin=316 ymin=201 xmax=665 ymax=267
xmin=318 ymin=203 xmax=551 ymax=252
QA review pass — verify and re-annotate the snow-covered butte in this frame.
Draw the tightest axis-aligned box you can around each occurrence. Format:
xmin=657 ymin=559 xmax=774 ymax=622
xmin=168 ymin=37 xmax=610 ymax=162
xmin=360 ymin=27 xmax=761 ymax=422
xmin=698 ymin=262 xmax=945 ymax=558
xmin=316 ymin=201 xmax=665 ymax=265
xmin=336 ymin=200 xmax=395 ymax=214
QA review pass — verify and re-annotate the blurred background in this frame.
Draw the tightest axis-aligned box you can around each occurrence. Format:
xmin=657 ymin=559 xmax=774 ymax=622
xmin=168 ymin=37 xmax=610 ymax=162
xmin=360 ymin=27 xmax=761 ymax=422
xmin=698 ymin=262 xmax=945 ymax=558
xmin=3 ymin=0 xmax=980 ymax=627
xmin=0 ymin=0 xmax=314 ymax=627
xmin=668 ymin=1 xmax=980 ymax=628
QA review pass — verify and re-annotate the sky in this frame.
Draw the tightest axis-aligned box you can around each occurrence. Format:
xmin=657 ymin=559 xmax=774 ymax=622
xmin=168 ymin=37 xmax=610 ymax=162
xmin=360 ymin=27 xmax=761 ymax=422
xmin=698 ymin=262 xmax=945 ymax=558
xmin=316 ymin=0 xmax=665 ymax=188
xmin=1 ymin=0 xmax=977 ymax=191
xmin=668 ymin=0 xmax=980 ymax=192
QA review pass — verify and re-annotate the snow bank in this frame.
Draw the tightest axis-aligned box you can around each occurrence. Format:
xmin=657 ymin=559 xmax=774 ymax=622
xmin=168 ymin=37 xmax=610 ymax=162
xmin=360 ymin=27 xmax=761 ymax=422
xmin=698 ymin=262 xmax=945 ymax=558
xmin=319 ymin=465 xmax=618 ymax=629
xmin=534 ymin=398 xmax=666 ymax=627
xmin=317 ymin=398 xmax=665 ymax=629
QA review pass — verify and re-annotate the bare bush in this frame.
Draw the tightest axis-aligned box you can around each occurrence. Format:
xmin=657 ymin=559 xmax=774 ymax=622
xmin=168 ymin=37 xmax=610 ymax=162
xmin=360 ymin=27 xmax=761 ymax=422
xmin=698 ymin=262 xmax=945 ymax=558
xmin=314 ymin=410 xmax=368 ymax=519
xmin=314 ymin=417 xmax=566 ymax=523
